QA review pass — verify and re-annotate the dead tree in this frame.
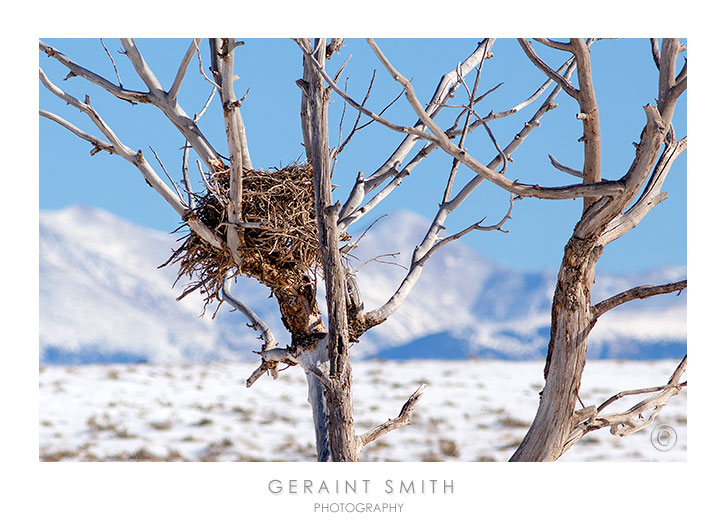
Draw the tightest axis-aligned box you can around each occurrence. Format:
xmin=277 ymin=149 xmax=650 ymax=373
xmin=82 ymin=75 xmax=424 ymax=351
xmin=40 ymin=37 xmax=686 ymax=462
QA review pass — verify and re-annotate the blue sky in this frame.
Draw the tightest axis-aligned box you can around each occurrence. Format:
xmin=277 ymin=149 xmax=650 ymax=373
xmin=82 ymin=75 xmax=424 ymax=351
xmin=39 ymin=38 xmax=686 ymax=274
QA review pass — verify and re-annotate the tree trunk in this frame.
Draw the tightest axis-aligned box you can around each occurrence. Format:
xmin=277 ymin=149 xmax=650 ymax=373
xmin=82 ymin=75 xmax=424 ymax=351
xmin=301 ymin=38 xmax=358 ymax=461
xmin=510 ymin=236 xmax=602 ymax=461
xmin=297 ymin=340 xmax=331 ymax=461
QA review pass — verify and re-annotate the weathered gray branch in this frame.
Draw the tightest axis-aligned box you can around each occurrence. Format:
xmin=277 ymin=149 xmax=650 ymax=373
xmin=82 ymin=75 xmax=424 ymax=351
xmin=40 ymin=39 xmax=224 ymax=172
xmin=39 ymin=40 xmax=151 ymax=103
xmin=563 ymin=356 xmax=687 ymax=451
xmin=418 ymin=193 xmax=515 ymax=266
xmin=221 ymin=272 xmax=278 ymax=352
xmin=590 ymin=280 xmax=686 ymax=321
xmin=334 ymin=50 xmax=578 ymax=232
xmin=600 ymin=133 xmax=687 ymax=245
xmin=320 ymin=40 xmax=623 ymax=203
xmin=548 ymin=154 xmax=583 ymax=178
xmin=573 ymin=104 xmax=669 ymax=239
xmin=351 ymin=39 xmax=496 ymax=195
xmin=209 ymin=38 xmax=253 ymax=265
xmin=358 ymin=384 xmax=427 ymax=449
xmin=39 ymin=67 xmax=224 ymax=251
xmin=518 ymin=39 xmax=579 ymax=99
xmin=570 ymin=38 xmax=602 ymax=211
xmin=442 ymin=49 xmax=489 ymax=202
xmin=169 ymin=38 xmax=202 ymax=101
xmin=39 ymin=109 xmax=116 ymax=155
xmin=650 ymin=38 xmax=661 ymax=70
xmin=362 ymin=190 xmax=515 ymax=329
xmin=657 ymin=39 xmax=686 ymax=124
xmin=244 ymin=347 xmax=298 ymax=387
xmin=534 ymin=38 xmax=574 ymax=51
xmin=119 ymin=38 xmax=165 ymax=95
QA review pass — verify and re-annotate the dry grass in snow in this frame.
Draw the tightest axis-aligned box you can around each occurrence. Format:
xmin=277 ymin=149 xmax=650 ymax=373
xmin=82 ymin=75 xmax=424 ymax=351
xmin=39 ymin=359 xmax=686 ymax=462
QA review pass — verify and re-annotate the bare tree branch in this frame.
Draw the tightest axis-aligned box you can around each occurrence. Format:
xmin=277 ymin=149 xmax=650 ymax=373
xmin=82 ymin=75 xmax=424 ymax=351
xmin=357 ymin=40 xmax=621 ymax=203
xmin=99 ymin=38 xmax=123 ymax=88
xmin=534 ymin=38 xmax=574 ymax=51
xmin=482 ymin=121 xmax=509 ymax=174
xmin=358 ymin=384 xmax=427 ymax=449
xmin=671 ymin=58 xmax=687 ymax=100
xmin=326 ymin=38 xmax=344 ymax=59
xmin=39 ymin=109 xmax=116 ymax=156
xmin=518 ymin=39 xmax=579 ymax=99
xmin=42 ymin=38 xmax=224 ymax=172
xmin=330 ymin=70 xmax=379 ymax=168
xmin=590 ymin=280 xmax=686 ymax=321
xmin=442 ymin=51 xmax=488 ymax=202
xmin=418 ymin=193 xmax=515 ymax=266
xmin=178 ymin=81 xmax=218 ymax=213
xmin=570 ymin=38 xmax=602 ymax=211
xmin=209 ymin=38 xmax=253 ymax=170
xmin=548 ymin=153 xmax=583 ymax=178
xmin=601 ymin=133 xmax=687 ymax=245
xmin=245 ymin=348 xmax=298 ymax=387
xmin=294 ymin=41 xmax=438 ymax=143
xmin=39 ymin=40 xmax=151 ymax=103
xmin=169 ymin=38 xmax=202 ymax=101
xmin=650 ymin=38 xmax=661 ymax=70
xmin=39 ymin=67 xmax=225 ymax=251
xmin=181 ymin=143 xmax=195 ymax=209
xmin=119 ymin=38 xmax=165 ymax=94
xmin=338 ymin=39 xmax=496 ymax=222
xmin=221 ymin=272 xmax=278 ymax=351
xmin=148 ymin=145 xmax=184 ymax=205
xmin=209 ymin=38 xmax=253 ymax=266
xmin=361 ymin=189 xmax=515 ymax=329
xmin=573 ymin=104 xmax=669 ymax=239
xmin=447 ymin=54 xmax=574 ymax=138
xmin=563 ymin=356 xmax=687 ymax=451
xmin=220 ymin=271 xmax=298 ymax=388
xmin=657 ymin=39 xmax=686 ymax=124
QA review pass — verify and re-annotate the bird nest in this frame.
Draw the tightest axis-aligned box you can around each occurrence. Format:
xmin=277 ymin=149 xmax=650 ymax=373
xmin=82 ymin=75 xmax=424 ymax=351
xmin=163 ymin=163 xmax=320 ymax=313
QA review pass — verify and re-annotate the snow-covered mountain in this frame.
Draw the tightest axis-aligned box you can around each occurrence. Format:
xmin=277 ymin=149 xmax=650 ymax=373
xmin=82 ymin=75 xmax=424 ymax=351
xmin=39 ymin=206 xmax=686 ymax=364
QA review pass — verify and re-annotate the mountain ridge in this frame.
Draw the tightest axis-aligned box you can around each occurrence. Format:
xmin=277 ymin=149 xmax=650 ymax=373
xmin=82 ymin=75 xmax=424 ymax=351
xmin=39 ymin=205 xmax=686 ymax=364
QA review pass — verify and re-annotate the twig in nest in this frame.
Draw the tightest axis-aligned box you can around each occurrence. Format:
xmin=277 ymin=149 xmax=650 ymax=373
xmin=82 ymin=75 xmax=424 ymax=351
xmin=161 ymin=163 xmax=322 ymax=313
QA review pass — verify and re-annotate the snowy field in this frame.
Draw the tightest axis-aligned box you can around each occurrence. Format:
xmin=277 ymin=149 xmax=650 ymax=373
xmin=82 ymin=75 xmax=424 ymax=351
xmin=39 ymin=359 xmax=686 ymax=462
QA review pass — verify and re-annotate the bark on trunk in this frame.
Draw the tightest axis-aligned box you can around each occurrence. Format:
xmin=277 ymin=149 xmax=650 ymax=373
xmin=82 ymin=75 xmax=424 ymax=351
xmin=301 ymin=38 xmax=358 ymax=461
xmin=297 ymin=340 xmax=331 ymax=461
xmin=510 ymin=236 xmax=602 ymax=461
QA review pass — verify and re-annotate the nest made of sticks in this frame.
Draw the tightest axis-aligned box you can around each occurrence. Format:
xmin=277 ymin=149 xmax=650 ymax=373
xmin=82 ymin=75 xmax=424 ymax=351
xmin=163 ymin=163 xmax=320 ymax=313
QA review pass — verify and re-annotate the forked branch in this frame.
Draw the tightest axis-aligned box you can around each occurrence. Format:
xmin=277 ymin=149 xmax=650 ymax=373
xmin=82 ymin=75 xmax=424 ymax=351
xmin=245 ymin=348 xmax=299 ymax=388
xmin=222 ymin=274 xmax=299 ymax=388
xmin=39 ymin=67 xmax=224 ymax=251
xmin=303 ymin=40 xmax=624 ymax=203
xmin=518 ymin=39 xmax=579 ymax=98
xmin=358 ymin=384 xmax=427 ymax=449
xmin=564 ymin=356 xmax=687 ymax=452
xmin=40 ymin=39 xmax=224 ymax=172
xmin=169 ymin=38 xmax=202 ymax=101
